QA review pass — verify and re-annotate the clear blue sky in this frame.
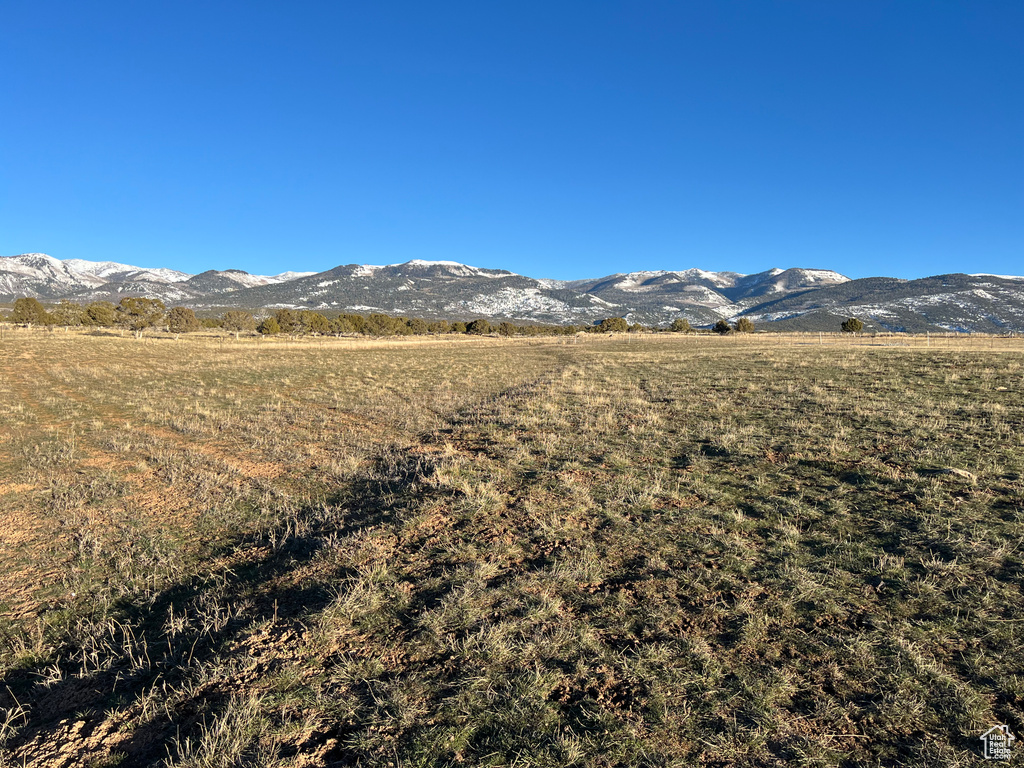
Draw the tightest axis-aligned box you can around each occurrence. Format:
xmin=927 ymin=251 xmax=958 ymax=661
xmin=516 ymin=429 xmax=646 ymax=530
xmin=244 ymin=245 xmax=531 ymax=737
xmin=2 ymin=1 xmax=1021 ymax=280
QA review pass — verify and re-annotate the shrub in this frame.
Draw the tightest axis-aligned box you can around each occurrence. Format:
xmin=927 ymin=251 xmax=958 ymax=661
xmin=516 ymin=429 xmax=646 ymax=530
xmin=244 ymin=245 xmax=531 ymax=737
xmin=116 ymin=297 xmax=165 ymax=336
xmin=168 ymin=306 xmax=201 ymax=334
xmin=497 ymin=322 xmax=517 ymax=337
xmin=52 ymin=300 xmax=85 ymax=327
xmin=10 ymin=297 xmax=51 ymax=326
xmin=712 ymin=319 xmax=732 ymax=335
xmin=841 ymin=318 xmax=864 ymax=334
xmin=467 ymin=319 xmax=491 ymax=335
xmin=598 ymin=317 xmax=629 ymax=333
xmin=274 ymin=309 xmax=300 ymax=334
xmin=84 ymin=301 xmax=116 ymax=327
xmin=365 ymin=314 xmax=409 ymax=336
xmin=427 ymin=320 xmax=451 ymax=334
xmin=407 ymin=318 xmax=429 ymax=335
xmin=734 ymin=317 xmax=755 ymax=333
xmin=338 ymin=314 xmax=366 ymax=334
xmin=331 ymin=316 xmax=354 ymax=334
xmin=222 ymin=311 xmax=257 ymax=334
xmin=451 ymin=321 xmax=468 ymax=334
xmin=669 ymin=318 xmax=692 ymax=333
xmin=300 ymin=311 xmax=331 ymax=335
xmin=258 ymin=317 xmax=281 ymax=335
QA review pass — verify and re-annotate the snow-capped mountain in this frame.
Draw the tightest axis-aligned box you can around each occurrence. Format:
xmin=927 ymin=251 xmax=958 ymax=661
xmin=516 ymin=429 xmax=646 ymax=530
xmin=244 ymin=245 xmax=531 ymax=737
xmin=0 ymin=254 xmax=313 ymax=304
xmin=269 ymin=271 xmax=317 ymax=283
xmin=3 ymin=253 xmax=1023 ymax=331
xmin=555 ymin=267 xmax=851 ymax=324
xmin=63 ymin=258 xmax=192 ymax=284
xmin=0 ymin=253 xmax=107 ymax=297
xmin=741 ymin=274 xmax=1024 ymax=333
xmin=199 ymin=260 xmax=607 ymax=324
xmin=569 ymin=267 xmax=846 ymax=298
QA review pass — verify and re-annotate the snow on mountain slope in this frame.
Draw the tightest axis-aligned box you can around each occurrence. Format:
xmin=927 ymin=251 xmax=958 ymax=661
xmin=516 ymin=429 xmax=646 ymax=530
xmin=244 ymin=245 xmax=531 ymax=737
xmin=384 ymin=260 xmax=514 ymax=279
xmin=220 ymin=270 xmax=277 ymax=288
xmin=444 ymin=288 xmax=577 ymax=320
xmin=534 ymin=278 xmax=570 ymax=289
xmin=349 ymin=265 xmax=383 ymax=277
xmin=404 ymin=259 xmax=464 ymax=267
xmin=672 ymin=268 xmax=742 ymax=288
xmin=798 ymin=269 xmax=848 ymax=282
xmin=265 ymin=271 xmax=317 ymax=282
xmin=575 ymin=268 xmax=740 ymax=293
xmin=63 ymin=259 xmax=193 ymax=283
xmin=0 ymin=253 xmax=106 ymax=297
xmin=740 ymin=274 xmax=1024 ymax=333
xmin=2 ymin=253 xmax=102 ymax=282
xmin=216 ymin=269 xmax=318 ymax=287
xmin=4 ymin=253 xmax=1021 ymax=332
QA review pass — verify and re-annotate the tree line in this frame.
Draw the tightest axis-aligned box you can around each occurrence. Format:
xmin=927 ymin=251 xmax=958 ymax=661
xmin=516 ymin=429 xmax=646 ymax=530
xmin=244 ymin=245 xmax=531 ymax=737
xmin=1 ymin=296 xmax=683 ymax=337
xmin=3 ymin=296 xmax=872 ymax=336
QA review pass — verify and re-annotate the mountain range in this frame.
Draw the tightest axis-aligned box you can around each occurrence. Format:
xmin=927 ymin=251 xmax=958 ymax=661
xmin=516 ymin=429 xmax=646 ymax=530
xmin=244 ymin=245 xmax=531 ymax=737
xmin=2 ymin=252 xmax=1023 ymax=332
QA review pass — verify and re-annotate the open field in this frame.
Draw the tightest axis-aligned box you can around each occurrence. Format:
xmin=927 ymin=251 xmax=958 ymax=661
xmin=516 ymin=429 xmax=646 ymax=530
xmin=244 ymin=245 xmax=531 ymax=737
xmin=1 ymin=331 xmax=1022 ymax=766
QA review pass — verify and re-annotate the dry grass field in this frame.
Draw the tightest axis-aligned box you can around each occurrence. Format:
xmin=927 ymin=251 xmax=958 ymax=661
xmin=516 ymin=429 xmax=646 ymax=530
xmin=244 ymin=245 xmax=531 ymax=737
xmin=1 ymin=329 xmax=1022 ymax=767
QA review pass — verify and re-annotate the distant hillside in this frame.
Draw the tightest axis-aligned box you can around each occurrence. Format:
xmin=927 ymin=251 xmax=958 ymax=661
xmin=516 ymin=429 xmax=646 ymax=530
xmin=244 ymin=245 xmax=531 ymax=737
xmin=743 ymin=274 xmax=1024 ymax=333
xmin=193 ymin=261 xmax=614 ymax=325
xmin=2 ymin=253 xmax=1023 ymax=331
xmin=0 ymin=254 xmax=312 ymax=305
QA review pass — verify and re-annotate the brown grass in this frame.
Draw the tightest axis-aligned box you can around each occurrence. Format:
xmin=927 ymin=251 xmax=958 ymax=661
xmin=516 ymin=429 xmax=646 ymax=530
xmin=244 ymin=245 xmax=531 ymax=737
xmin=0 ymin=328 xmax=1021 ymax=767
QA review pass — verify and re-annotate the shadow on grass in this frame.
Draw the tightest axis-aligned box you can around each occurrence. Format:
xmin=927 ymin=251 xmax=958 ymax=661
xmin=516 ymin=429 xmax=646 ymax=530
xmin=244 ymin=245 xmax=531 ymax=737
xmin=0 ymin=446 xmax=437 ymax=765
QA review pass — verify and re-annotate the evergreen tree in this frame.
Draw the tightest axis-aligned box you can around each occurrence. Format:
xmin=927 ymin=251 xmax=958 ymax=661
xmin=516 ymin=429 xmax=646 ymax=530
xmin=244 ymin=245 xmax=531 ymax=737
xmin=222 ymin=311 xmax=257 ymax=338
xmin=52 ymin=300 xmax=85 ymax=327
xmin=841 ymin=317 xmax=864 ymax=334
xmin=734 ymin=317 xmax=755 ymax=333
xmin=712 ymin=319 xmax=732 ymax=335
xmin=10 ymin=297 xmax=50 ymax=327
xmin=427 ymin=320 xmax=451 ymax=334
xmin=365 ymin=313 xmax=404 ymax=336
xmin=116 ymin=297 xmax=165 ymax=337
xmin=167 ymin=307 xmax=201 ymax=334
xmin=407 ymin=318 xmax=429 ymax=335
xmin=84 ymin=301 xmax=116 ymax=327
xmin=300 ymin=311 xmax=331 ymax=335
xmin=467 ymin=318 xmax=491 ymax=335
xmin=598 ymin=317 xmax=629 ymax=333
xmin=669 ymin=318 xmax=692 ymax=333
xmin=497 ymin=321 xmax=517 ymax=337
xmin=342 ymin=314 xmax=366 ymax=334
xmin=258 ymin=316 xmax=282 ymax=335
xmin=330 ymin=316 xmax=354 ymax=334
xmin=274 ymin=308 xmax=299 ymax=334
